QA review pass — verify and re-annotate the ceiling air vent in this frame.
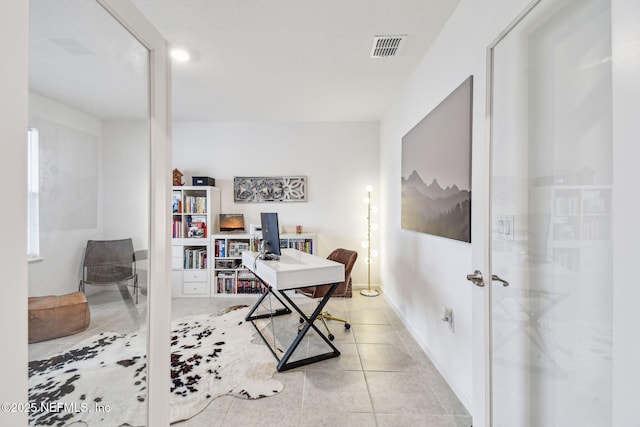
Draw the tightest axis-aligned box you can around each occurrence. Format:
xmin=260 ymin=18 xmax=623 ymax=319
xmin=370 ymin=35 xmax=406 ymax=58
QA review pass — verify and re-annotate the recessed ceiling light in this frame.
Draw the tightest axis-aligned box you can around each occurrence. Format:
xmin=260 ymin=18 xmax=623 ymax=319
xmin=170 ymin=48 xmax=191 ymax=62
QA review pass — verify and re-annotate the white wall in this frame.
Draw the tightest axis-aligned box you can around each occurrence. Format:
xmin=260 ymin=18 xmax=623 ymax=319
xmin=28 ymin=95 xmax=151 ymax=296
xmin=381 ymin=1 xmax=640 ymax=424
xmin=102 ymin=120 xmax=151 ymax=285
xmin=172 ymin=121 xmax=380 ymax=285
xmin=28 ymin=92 xmax=104 ymax=297
xmin=379 ymin=0 xmax=535 ymax=411
xmin=102 ymin=120 xmax=150 ymax=251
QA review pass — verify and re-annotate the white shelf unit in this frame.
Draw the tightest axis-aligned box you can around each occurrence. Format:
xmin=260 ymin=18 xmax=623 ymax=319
xmin=280 ymin=234 xmax=317 ymax=254
xmin=212 ymin=232 xmax=317 ymax=296
xmin=213 ymin=234 xmax=256 ymax=296
xmin=534 ymin=185 xmax=611 ymax=273
xmin=171 ymin=186 xmax=220 ymax=297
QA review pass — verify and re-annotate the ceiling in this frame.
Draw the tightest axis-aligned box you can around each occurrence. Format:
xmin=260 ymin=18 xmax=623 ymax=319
xmin=29 ymin=0 xmax=460 ymax=122
xmin=29 ymin=0 xmax=149 ymax=120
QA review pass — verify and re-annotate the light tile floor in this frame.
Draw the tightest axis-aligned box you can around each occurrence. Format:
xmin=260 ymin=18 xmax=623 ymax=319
xmin=29 ymin=286 xmax=472 ymax=427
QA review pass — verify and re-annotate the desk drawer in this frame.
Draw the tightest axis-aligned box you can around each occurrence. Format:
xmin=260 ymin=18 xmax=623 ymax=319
xmin=183 ymin=270 xmax=207 ymax=282
xmin=183 ymin=281 xmax=208 ymax=295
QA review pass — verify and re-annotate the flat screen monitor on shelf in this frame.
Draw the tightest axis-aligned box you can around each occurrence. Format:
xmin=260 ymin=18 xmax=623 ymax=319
xmin=260 ymin=212 xmax=281 ymax=260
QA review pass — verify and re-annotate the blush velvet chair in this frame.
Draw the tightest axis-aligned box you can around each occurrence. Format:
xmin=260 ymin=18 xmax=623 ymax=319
xmin=296 ymin=248 xmax=357 ymax=340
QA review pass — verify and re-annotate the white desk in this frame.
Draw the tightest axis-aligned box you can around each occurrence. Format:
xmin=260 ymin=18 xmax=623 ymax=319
xmin=242 ymin=249 xmax=345 ymax=371
xmin=242 ymin=249 xmax=344 ymax=290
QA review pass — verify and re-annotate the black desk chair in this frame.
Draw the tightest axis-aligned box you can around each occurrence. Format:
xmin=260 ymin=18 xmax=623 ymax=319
xmin=296 ymin=248 xmax=357 ymax=340
xmin=79 ymin=238 xmax=139 ymax=303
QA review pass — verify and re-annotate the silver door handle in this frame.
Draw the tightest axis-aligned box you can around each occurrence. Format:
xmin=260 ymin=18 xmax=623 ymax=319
xmin=466 ymin=270 xmax=485 ymax=287
xmin=491 ymin=274 xmax=509 ymax=287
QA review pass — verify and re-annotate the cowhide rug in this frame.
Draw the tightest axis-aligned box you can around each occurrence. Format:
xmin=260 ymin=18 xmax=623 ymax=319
xmin=28 ymin=306 xmax=283 ymax=426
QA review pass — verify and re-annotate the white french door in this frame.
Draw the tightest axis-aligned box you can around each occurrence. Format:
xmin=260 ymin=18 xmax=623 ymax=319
xmin=483 ymin=0 xmax=614 ymax=425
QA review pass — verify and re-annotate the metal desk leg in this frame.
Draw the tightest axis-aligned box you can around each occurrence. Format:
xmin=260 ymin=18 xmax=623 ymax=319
xmin=245 ymin=279 xmax=292 ymax=322
xmin=244 ymin=278 xmax=294 ymax=363
xmin=275 ymin=282 xmax=341 ymax=371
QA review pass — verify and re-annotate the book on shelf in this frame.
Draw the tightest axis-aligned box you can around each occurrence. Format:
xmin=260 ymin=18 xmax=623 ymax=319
xmin=582 ymin=190 xmax=609 ymax=214
xmin=288 ymin=238 xmax=313 ymax=253
xmin=186 ymin=215 xmax=207 ymax=238
xmin=172 ymin=219 xmax=183 ymax=238
xmin=227 ymin=240 xmax=250 ymax=257
xmin=184 ymin=247 xmax=207 ymax=269
xmin=184 ymin=195 xmax=207 ymax=214
xmin=216 ymin=273 xmax=236 ymax=294
xmin=215 ymin=240 xmax=226 ymax=257
xmin=188 ymin=222 xmax=206 ymax=238
xmin=172 ymin=192 xmax=182 ymax=213
xmin=236 ymin=272 xmax=263 ymax=294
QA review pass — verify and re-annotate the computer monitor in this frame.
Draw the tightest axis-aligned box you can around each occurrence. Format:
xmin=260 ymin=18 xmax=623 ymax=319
xmin=260 ymin=212 xmax=281 ymax=260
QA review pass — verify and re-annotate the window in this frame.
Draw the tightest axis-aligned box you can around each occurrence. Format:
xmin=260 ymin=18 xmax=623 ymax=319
xmin=27 ymin=127 xmax=40 ymax=260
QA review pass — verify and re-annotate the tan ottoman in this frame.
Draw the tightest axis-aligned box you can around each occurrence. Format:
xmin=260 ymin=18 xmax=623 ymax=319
xmin=28 ymin=291 xmax=90 ymax=343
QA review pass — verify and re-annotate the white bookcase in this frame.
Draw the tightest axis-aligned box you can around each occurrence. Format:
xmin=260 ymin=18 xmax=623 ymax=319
xmin=531 ymin=185 xmax=611 ymax=273
xmin=212 ymin=232 xmax=317 ymax=296
xmin=171 ymin=186 xmax=221 ymax=297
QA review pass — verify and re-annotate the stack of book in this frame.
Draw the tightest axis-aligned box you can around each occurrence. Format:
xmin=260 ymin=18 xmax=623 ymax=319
xmin=184 ymin=247 xmax=207 ymax=269
xmin=237 ymin=272 xmax=263 ymax=294
xmin=188 ymin=215 xmax=207 ymax=238
xmin=216 ymin=273 xmax=236 ymax=294
xmin=184 ymin=196 xmax=207 ymax=214
xmin=288 ymin=238 xmax=313 ymax=254
xmin=172 ymin=219 xmax=183 ymax=238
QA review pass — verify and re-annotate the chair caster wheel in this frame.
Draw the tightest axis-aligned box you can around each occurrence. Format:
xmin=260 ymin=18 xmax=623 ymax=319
xmin=328 ymin=334 xmax=335 ymax=341
xmin=344 ymin=323 xmax=351 ymax=330
xmin=299 ymin=317 xmax=304 ymax=324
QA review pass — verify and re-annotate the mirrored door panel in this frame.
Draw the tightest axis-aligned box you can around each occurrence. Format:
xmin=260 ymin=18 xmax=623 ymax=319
xmin=490 ymin=0 xmax=612 ymax=425
xmin=28 ymin=0 xmax=150 ymax=425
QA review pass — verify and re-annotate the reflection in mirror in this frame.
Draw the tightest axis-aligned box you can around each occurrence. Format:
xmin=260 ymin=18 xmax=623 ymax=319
xmin=490 ymin=0 xmax=612 ymax=424
xmin=27 ymin=0 xmax=150 ymax=425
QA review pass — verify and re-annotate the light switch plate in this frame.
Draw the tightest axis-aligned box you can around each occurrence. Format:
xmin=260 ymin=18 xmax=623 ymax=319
xmin=497 ymin=215 xmax=515 ymax=240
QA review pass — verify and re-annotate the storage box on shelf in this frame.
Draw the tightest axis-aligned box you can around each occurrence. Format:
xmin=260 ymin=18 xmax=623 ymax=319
xmin=171 ymin=186 xmax=220 ymax=297
xmin=212 ymin=232 xmax=317 ymax=296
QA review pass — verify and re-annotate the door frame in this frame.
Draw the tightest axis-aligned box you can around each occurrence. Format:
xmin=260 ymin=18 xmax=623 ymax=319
xmin=610 ymin=0 xmax=640 ymax=425
xmin=479 ymin=2 xmax=542 ymax=426
xmin=96 ymin=1 xmax=172 ymax=424
xmin=0 ymin=1 xmax=171 ymax=425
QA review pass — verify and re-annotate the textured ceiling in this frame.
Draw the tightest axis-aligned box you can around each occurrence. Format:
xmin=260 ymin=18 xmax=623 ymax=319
xmin=29 ymin=0 xmax=460 ymax=122
xmin=29 ymin=0 xmax=149 ymax=120
xmin=29 ymin=0 xmax=149 ymax=119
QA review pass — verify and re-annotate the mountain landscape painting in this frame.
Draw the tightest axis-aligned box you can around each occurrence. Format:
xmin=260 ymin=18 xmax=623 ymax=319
xmin=401 ymin=76 xmax=472 ymax=243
